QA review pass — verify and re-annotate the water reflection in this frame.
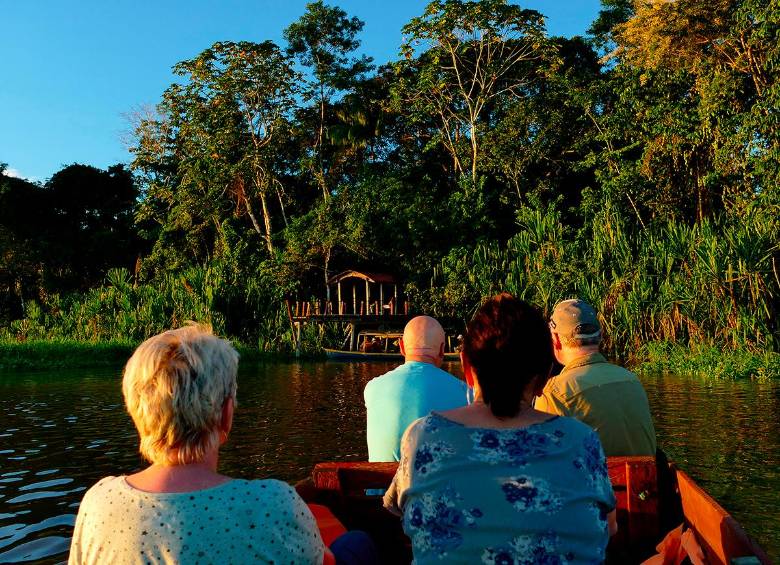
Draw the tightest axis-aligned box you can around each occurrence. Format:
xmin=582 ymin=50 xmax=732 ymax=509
xmin=0 ymin=363 xmax=778 ymax=562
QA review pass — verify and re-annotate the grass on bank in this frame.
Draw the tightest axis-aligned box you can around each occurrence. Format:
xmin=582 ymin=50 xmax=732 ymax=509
xmin=0 ymin=340 xmax=136 ymax=371
xmin=0 ymin=340 xmax=287 ymax=371
xmin=1 ymin=339 xmax=777 ymax=379
xmin=634 ymin=342 xmax=780 ymax=381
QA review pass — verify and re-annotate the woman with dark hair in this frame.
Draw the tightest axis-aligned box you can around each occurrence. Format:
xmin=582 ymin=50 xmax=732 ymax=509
xmin=384 ymin=293 xmax=616 ymax=564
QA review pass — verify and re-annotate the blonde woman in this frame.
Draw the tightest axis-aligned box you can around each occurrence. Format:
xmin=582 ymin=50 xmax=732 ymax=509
xmin=68 ymin=325 xmax=329 ymax=564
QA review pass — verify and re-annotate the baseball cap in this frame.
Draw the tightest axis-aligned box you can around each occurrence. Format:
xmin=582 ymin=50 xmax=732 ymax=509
xmin=549 ymin=299 xmax=601 ymax=340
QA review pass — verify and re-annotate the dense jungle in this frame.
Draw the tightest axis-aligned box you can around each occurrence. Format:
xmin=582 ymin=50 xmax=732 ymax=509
xmin=1 ymin=0 xmax=778 ymax=375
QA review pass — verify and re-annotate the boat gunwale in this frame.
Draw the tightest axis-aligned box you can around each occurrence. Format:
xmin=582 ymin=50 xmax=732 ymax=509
xmin=302 ymin=457 xmax=770 ymax=565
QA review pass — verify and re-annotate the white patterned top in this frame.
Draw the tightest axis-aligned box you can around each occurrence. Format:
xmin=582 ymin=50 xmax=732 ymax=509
xmin=68 ymin=476 xmax=324 ymax=565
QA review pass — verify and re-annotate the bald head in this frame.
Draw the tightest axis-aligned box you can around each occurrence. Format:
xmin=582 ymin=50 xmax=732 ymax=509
xmin=401 ymin=316 xmax=445 ymax=366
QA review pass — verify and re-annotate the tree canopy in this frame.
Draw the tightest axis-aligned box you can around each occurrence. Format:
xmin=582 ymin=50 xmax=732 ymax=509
xmin=2 ymin=0 xmax=777 ymax=355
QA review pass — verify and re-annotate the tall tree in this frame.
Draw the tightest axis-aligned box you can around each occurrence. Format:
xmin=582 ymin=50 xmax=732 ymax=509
xmin=0 ymin=166 xmax=48 ymax=322
xmin=135 ymin=41 xmax=298 ymax=256
xmin=396 ymin=0 xmax=551 ymax=180
xmin=284 ymin=1 xmax=373 ymax=200
xmin=44 ymin=164 xmax=140 ymax=288
xmin=598 ymin=0 xmax=780 ymax=221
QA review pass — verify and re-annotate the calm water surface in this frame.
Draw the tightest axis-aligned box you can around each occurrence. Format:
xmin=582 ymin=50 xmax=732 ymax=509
xmin=0 ymin=362 xmax=778 ymax=562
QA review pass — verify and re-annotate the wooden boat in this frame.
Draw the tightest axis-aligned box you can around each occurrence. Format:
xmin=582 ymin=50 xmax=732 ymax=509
xmin=299 ymin=456 xmax=770 ymax=565
xmin=324 ymin=330 xmax=461 ymax=362
xmin=324 ymin=348 xmax=460 ymax=362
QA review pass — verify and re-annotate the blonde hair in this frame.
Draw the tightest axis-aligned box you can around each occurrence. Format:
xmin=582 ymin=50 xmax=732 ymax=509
xmin=122 ymin=324 xmax=238 ymax=465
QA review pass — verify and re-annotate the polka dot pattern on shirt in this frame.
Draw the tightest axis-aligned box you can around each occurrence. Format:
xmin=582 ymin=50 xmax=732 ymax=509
xmin=68 ymin=476 xmax=324 ymax=564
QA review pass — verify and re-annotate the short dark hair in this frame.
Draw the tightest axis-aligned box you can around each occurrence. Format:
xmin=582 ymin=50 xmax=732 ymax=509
xmin=462 ymin=293 xmax=553 ymax=418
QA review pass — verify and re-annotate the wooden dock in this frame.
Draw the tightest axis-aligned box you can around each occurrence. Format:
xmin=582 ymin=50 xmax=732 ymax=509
xmin=287 ymin=270 xmax=416 ymax=355
xmin=287 ymin=270 xmax=463 ymax=357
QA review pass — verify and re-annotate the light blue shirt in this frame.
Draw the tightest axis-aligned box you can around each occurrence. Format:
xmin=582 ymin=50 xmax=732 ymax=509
xmin=364 ymin=361 xmax=467 ymax=462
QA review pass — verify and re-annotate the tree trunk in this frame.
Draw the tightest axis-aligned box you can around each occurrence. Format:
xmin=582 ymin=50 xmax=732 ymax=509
xmin=470 ymin=121 xmax=479 ymax=181
xmin=243 ymin=197 xmax=265 ymax=239
xmin=275 ymin=180 xmax=289 ymax=228
xmin=318 ymin=82 xmax=329 ymax=201
xmin=259 ymin=191 xmax=274 ymax=254
xmin=324 ymin=247 xmax=331 ymax=300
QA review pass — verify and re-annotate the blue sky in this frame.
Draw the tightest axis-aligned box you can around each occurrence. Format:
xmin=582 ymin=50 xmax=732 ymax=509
xmin=1 ymin=0 xmax=602 ymax=182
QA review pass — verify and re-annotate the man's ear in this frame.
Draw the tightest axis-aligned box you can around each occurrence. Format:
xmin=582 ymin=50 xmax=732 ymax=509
xmin=399 ymin=338 xmax=406 ymax=356
xmin=551 ymin=332 xmax=562 ymax=351
xmin=438 ymin=341 xmax=444 ymax=360
xmin=460 ymin=351 xmax=475 ymax=389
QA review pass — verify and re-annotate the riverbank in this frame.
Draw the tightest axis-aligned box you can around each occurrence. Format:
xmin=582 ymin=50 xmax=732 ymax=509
xmin=1 ymin=339 xmax=777 ymax=378
xmin=0 ymin=340 xmax=292 ymax=371
xmin=634 ymin=342 xmax=780 ymax=381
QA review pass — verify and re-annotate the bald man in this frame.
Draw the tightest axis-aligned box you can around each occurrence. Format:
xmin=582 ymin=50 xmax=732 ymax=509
xmin=364 ymin=316 xmax=467 ymax=461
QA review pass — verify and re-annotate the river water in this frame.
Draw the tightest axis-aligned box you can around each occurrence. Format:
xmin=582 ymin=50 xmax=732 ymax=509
xmin=0 ymin=362 xmax=778 ymax=562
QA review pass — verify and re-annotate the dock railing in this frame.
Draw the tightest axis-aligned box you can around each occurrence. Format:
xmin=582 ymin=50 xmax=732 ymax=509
xmin=286 ymin=299 xmax=410 ymax=322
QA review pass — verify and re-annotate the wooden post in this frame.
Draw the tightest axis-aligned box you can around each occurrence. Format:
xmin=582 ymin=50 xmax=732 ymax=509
xmin=337 ymin=282 xmax=342 ymax=315
xmin=294 ymin=322 xmax=301 ymax=357
xmin=380 ymin=284 xmax=384 ymax=315
xmin=352 ymin=285 xmax=357 ymax=315
xmin=349 ymin=323 xmax=357 ymax=351
xmin=365 ymin=280 xmax=370 ymax=314
xmin=394 ymin=284 xmax=398 ymax=315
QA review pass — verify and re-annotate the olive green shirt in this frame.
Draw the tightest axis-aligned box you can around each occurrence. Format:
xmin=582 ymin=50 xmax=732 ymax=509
xmin=535 ymin=352 xmax=657 ymax=456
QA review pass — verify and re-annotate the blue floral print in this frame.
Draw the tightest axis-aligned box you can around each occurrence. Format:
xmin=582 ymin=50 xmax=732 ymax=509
xmin=573 ymin=431 xmax=612 ymax=497
xmin=423 ymin=414 xmax=459 ymax=434
xmin=387 ymin=414 xmax=616 ymax=564
xmin=470 ymin=425 xmax=564 ymax=466
xmin=414 ymin=440 xmax=455 ymax=475
xmin=482 ymin=532 xmax=572 ymax=565
xmin=405 ymin=486 xmax=482 ymax=558
xmin=501 ymin=476 xmax=562 ymax=513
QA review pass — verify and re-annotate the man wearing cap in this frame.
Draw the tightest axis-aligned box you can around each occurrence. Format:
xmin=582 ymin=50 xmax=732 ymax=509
xmin=536 ymin=299 xmax=656 ymax=456
xmin=364 ymin=315 xmax=467 ymax=462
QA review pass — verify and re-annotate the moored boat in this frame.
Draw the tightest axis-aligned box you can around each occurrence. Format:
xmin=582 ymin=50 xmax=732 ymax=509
xmin=299 ymin=456 xmax=770 ymax=564
xmin=324 ymin=348 xmax=460 ymax=362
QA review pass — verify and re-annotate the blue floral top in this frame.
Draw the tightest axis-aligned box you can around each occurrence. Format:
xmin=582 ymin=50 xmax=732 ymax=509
xmin=384 ymin=413 xmax=616 ymax=564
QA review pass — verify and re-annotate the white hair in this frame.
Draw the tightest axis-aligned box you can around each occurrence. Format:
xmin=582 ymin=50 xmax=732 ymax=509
xmin=122 ymin=324 xmax=238 ymax=465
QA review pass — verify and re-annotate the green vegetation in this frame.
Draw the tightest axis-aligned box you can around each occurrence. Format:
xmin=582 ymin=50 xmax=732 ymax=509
xmin=1 ymin=0 xmax=778 ymax=377
xmin=0 ymin=340 xmax=136 ymax=371
xmin=0 ymin=339 xmax=290 ymax=372
xmin=421 ymin=203 xmax=778 ymax=357
xmin=636 ymin=342 xmax=780 ymax=382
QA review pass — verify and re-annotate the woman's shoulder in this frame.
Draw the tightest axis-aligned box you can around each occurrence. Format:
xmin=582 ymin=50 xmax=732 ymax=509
xmin=407 ymin=412 xmax=465 ymax=439
xmin=76 ymin=476 xmax=126 ymax=511
xmin=83 ymin=475 xmax=124 ymax=496
xmin=226 ymin=478 xmax=300 ymax=499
